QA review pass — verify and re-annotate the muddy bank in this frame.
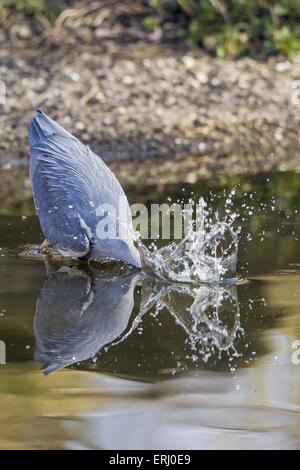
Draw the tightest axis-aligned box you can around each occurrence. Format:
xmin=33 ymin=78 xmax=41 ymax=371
xmin=1 ymin=37 xmax=300 ymax=169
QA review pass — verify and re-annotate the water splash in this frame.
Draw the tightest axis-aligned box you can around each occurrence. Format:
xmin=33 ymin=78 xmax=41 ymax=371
xmin=134 ymin=277 xmax=243 ymax=366
xmin=18 ymin=192 xmax=240 ymax=285
xmin=139 ymin=195 xmax=240 ymax=284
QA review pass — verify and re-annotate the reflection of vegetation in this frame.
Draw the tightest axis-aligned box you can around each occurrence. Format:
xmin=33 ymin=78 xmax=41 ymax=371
xmin=149 ymin=0 xmax=300 ymax=57
xmin=1 ymin=171 xmax=300 ymax=219
xmin=128 ymin=171 xmax=300 ymax=217
xmin=127 ymin=172 xmax=300 ymax=273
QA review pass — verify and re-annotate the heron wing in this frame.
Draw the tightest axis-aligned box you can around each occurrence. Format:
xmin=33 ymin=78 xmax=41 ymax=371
xmin=29 ymin=109 xmax=129 ymax=257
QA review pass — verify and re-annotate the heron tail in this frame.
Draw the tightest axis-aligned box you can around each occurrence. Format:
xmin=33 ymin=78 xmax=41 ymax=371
xmin=28 ymin=108 xmax=75 ymax=148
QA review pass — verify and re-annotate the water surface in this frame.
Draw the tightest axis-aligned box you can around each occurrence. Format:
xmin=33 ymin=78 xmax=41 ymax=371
xmin=0 ymin=171 xmax=299 ymax=449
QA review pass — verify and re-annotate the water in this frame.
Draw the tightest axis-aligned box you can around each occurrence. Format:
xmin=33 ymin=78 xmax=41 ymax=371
xmin=140 ymin=195 xmax=240 ymax=284
xmin=0 ymin=171 xmax=299 ymax=449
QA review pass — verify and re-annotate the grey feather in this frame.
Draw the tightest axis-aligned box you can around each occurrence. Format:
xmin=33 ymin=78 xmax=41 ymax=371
xmin=29 ymin=109 xmax=141 ymax=266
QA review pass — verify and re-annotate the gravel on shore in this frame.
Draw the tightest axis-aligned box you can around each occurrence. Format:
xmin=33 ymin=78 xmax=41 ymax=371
xmin=1 ymin=27 xmax=300 ymax=188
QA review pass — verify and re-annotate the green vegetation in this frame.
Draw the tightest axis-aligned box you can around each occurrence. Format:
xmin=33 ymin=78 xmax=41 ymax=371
xmin=150 ymin=0 xmax=300 ymax=57
xmin=0 ymin=0 xmax=45 ymax=15
xmin=0 ymin=0 xmax=65 ymax=19
xmin=143 ymin=15 xmax=157 ymax=32
xmin=2 ymin=1 xmax=300 ymax=57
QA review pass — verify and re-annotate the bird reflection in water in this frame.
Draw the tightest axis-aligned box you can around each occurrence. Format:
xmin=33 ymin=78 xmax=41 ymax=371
xmin=34 ymin=265 xmax=139 ymax=374
xmin=34 ymin=264 xmax=242 ymax=374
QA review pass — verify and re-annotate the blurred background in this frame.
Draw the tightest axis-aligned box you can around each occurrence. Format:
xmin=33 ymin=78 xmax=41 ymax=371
xmin=0 ymin=0 xmax=300 ymax=207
